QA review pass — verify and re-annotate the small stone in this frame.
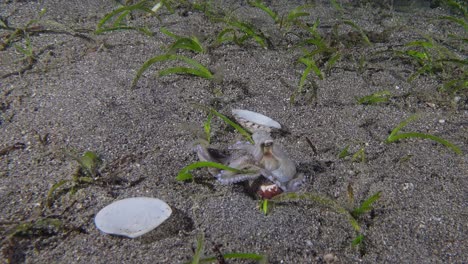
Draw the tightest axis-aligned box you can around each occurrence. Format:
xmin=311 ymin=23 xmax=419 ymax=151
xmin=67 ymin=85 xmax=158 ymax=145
xmin=324 ymin=253 xmax=338 ymax=263
xmin=402 ymin=183 xmax=414 ymax=191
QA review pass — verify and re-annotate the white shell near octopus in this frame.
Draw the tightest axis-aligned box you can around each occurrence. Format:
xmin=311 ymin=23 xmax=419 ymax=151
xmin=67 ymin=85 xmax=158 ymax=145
xmin=232 ymin=109 xmax=281 ymax=131
xmin=94 ymin=197 xmax=172 ymax=238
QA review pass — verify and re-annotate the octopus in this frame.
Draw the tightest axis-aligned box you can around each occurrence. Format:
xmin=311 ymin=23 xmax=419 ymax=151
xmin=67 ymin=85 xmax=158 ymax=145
xmin=195 ymin=131 xmax=305 ymax=194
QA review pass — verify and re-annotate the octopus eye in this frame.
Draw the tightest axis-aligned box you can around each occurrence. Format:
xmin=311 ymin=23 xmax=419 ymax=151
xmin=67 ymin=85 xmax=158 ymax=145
xmin=264 ymin=141 xmax=273 ymax=147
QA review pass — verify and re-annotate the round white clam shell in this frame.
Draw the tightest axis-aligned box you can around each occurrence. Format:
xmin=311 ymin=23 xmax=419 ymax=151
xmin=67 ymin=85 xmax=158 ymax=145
xmin=94 ymin=197 xmax=172 ymax=238
xmin=232 ymin=109 xmax=281 ymax=130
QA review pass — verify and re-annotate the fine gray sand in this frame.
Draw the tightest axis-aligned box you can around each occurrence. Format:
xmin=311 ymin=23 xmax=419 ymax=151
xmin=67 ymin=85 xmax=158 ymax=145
xmin=1 ymin=0 xmax=467 ymax=263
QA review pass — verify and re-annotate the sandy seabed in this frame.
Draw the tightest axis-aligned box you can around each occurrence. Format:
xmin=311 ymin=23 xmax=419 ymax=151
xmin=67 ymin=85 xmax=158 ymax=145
xmin=1 ymin=0 xmax=467 ymax=263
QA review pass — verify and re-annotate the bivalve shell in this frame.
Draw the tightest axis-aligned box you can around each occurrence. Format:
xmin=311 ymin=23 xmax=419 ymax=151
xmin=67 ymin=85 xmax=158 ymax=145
xmin=232 ymin=109 xmax=281 ymax=132
xmin=95 ymin=197 xmax=172 ymax=238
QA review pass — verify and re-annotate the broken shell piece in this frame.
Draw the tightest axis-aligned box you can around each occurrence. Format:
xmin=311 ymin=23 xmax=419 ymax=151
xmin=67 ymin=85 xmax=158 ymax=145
xmin=257 ymin=183 xmax=283 ymax=199
xmin=95 ymin=197 xmax=172 ymax=238
xmin=232 ymin=109 xmax=281 ymax=132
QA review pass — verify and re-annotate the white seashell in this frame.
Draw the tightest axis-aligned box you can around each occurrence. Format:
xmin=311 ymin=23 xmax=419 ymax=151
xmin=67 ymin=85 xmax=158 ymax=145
xmin=232 ymin=109 xmax=281 ymax=131
xmin=95 ymin=197 xmax=172 ymax=238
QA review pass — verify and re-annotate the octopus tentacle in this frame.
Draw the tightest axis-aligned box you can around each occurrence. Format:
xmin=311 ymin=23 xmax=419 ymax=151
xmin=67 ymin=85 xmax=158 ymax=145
xmin=194 ymin=144 xmax=224 ymax=176
xmin=216 ymin=172 xmax=262 ymax=184
xmin=193 ymin=129 xmax=304 ymax=193
xmin=228 ymin=141 xmax=253 ymax=151
xmin=285 ymin=173 xmax=305 ymax=192
xmin=195 ymin=145 xmax=213 ymax=162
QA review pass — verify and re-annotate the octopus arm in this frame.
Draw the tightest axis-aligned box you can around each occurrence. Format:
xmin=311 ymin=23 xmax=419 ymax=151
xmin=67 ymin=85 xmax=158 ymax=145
xmin=285 ymin=173 xmax=305 ymax=192
xmin=216 ymin=172 xmax=262 ymax=184
xmin=195 ymin=144 xmax=213 ymax=162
